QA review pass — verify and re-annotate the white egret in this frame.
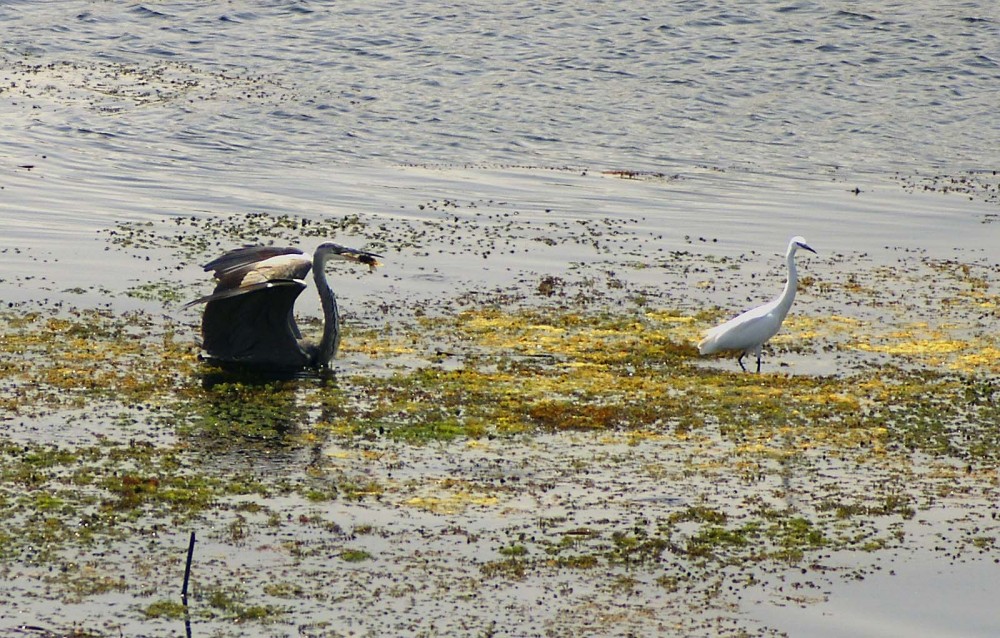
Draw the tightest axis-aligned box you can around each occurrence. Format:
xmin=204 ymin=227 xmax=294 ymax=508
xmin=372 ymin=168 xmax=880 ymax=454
xmin=698 ymin=236 xmax=816 ymax=372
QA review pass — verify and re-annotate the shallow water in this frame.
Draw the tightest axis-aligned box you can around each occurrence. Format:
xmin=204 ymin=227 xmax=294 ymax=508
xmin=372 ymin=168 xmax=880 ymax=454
xmin=3 ymin=1 xmax=999 ymax=174
xmin=2 ymin=1 xmax=999 ymax=637
xmin=754 ymin=545 xmax=1000 ymax=638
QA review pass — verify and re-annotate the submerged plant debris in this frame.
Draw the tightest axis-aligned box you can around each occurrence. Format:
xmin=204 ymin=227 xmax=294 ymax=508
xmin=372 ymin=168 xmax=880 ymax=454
xmin=1 ymin=203 xmax=998 ymax=637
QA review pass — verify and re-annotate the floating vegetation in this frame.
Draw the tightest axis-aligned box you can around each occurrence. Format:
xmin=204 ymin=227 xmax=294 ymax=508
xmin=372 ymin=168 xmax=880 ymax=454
xmin=602 ymin=169 xmax=681 ymax=181
xmin=1 ymin=208 xmax=998 ymax=637
xmin=3 ymin=58 xmax=294 ymax=112
xmin=894 ymin=169 xmax=1000 ymax=208
xmin=102 ymin=212 xmax=372 ymax=266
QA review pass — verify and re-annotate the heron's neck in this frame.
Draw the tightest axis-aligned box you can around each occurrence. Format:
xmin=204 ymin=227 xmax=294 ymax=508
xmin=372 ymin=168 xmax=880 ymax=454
xmin=775 ymin=250 xmax=799 ymax=318
xmin=313 ymin=258 xmax=341 ymax=366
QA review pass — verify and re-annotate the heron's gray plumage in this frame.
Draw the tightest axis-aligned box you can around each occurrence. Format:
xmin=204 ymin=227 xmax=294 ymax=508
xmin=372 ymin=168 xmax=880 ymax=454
xmin=203 ymin=246 xmax=309 ymax=282
xmin=186 ymin=242 xmax=381 ymax=370
xmin=200 ymin=281 xmax=313 ymax=369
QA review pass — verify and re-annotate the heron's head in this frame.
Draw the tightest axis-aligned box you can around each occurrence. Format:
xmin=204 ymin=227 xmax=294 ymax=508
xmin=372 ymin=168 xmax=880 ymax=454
xmin=315 ymin=242 xmax=383 ymax=272
xmin=789 ymin=236 xmax=817 ymax=255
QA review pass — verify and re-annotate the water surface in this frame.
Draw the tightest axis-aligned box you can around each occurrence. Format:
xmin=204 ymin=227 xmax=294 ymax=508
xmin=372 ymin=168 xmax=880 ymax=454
xmin=1 ymin=2 xmax=998 ymax=637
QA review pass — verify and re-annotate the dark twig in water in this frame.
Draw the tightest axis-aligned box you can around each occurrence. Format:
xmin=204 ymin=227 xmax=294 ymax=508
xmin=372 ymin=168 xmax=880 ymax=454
xmin=182 ymin=531 xmax=196 ymax=602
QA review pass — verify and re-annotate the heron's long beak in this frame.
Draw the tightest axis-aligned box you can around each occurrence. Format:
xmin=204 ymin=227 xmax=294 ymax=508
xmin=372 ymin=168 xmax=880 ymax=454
xmin=800 ymin=243 xmax=817 ymax=255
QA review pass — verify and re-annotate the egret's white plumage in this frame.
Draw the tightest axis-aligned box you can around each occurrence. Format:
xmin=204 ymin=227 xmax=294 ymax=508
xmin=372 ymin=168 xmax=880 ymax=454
xmin=698 ymin=236 xmax=816 ymax=372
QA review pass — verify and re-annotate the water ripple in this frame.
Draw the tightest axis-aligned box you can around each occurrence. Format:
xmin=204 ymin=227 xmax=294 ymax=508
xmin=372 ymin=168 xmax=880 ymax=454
xmin=0 ymin=0 xmax=997 ymax=175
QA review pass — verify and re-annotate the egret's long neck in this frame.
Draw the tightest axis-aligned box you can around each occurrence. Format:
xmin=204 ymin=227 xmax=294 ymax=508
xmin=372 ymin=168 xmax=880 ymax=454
xmin=775 ymin=249 xmax=799 ymax=319
xmin=313 ymin=255 xmax=341 ymax=366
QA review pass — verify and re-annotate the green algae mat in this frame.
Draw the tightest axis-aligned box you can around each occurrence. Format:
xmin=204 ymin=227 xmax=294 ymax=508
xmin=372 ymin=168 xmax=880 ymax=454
xmin=1 ymin=206 xmax=997 ymax=637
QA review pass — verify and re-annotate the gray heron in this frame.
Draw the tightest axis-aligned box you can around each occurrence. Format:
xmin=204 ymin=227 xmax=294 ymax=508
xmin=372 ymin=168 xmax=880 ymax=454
xmin=185 ymin=242 xmax=381 ymax=369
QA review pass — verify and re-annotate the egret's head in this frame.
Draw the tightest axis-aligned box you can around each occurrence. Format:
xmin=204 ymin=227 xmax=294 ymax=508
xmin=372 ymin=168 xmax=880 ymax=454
xmin=789 ymin=236 xmax=817 ymax=255
xmin=315 ymin=242 xmax=383 ymax=272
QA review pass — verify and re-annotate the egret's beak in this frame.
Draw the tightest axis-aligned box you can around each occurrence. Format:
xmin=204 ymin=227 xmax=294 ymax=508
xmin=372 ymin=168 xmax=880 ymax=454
xmin=799 ymin=243 xmax=817 ymax=255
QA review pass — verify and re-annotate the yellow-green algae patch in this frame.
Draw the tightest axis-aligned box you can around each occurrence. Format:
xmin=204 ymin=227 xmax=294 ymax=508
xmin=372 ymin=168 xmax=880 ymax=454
xmin=1 ymin=309 xmax=198 ymax=416
xmin=405 ymin=489 xmax=501 ymax=515
xmin=851 ymin=326 xmax=1000 ymax=373
xmin=1 ymin=291 xmax=998 ymax=635
xmin=328 ymin=306 xmax=997 ymax=463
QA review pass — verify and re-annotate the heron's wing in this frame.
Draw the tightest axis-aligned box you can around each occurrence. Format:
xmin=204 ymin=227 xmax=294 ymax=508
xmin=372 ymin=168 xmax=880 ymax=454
xmin=202 ymin=246 xmax=306 ymax=276
xmin=183 ymin=280 xmax=303 ymax=308
xmin=191 ymin=246 xmax=314 ymax=304
xmin=200 ymin=280 xmax=310 ymax=369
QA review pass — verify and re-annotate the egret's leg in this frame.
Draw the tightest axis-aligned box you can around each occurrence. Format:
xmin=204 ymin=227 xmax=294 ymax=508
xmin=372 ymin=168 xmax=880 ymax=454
xmin=754 ymin=344 xmax=763 ymax=373
xmin=737 ymin=353 xmax=747 ymax=372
